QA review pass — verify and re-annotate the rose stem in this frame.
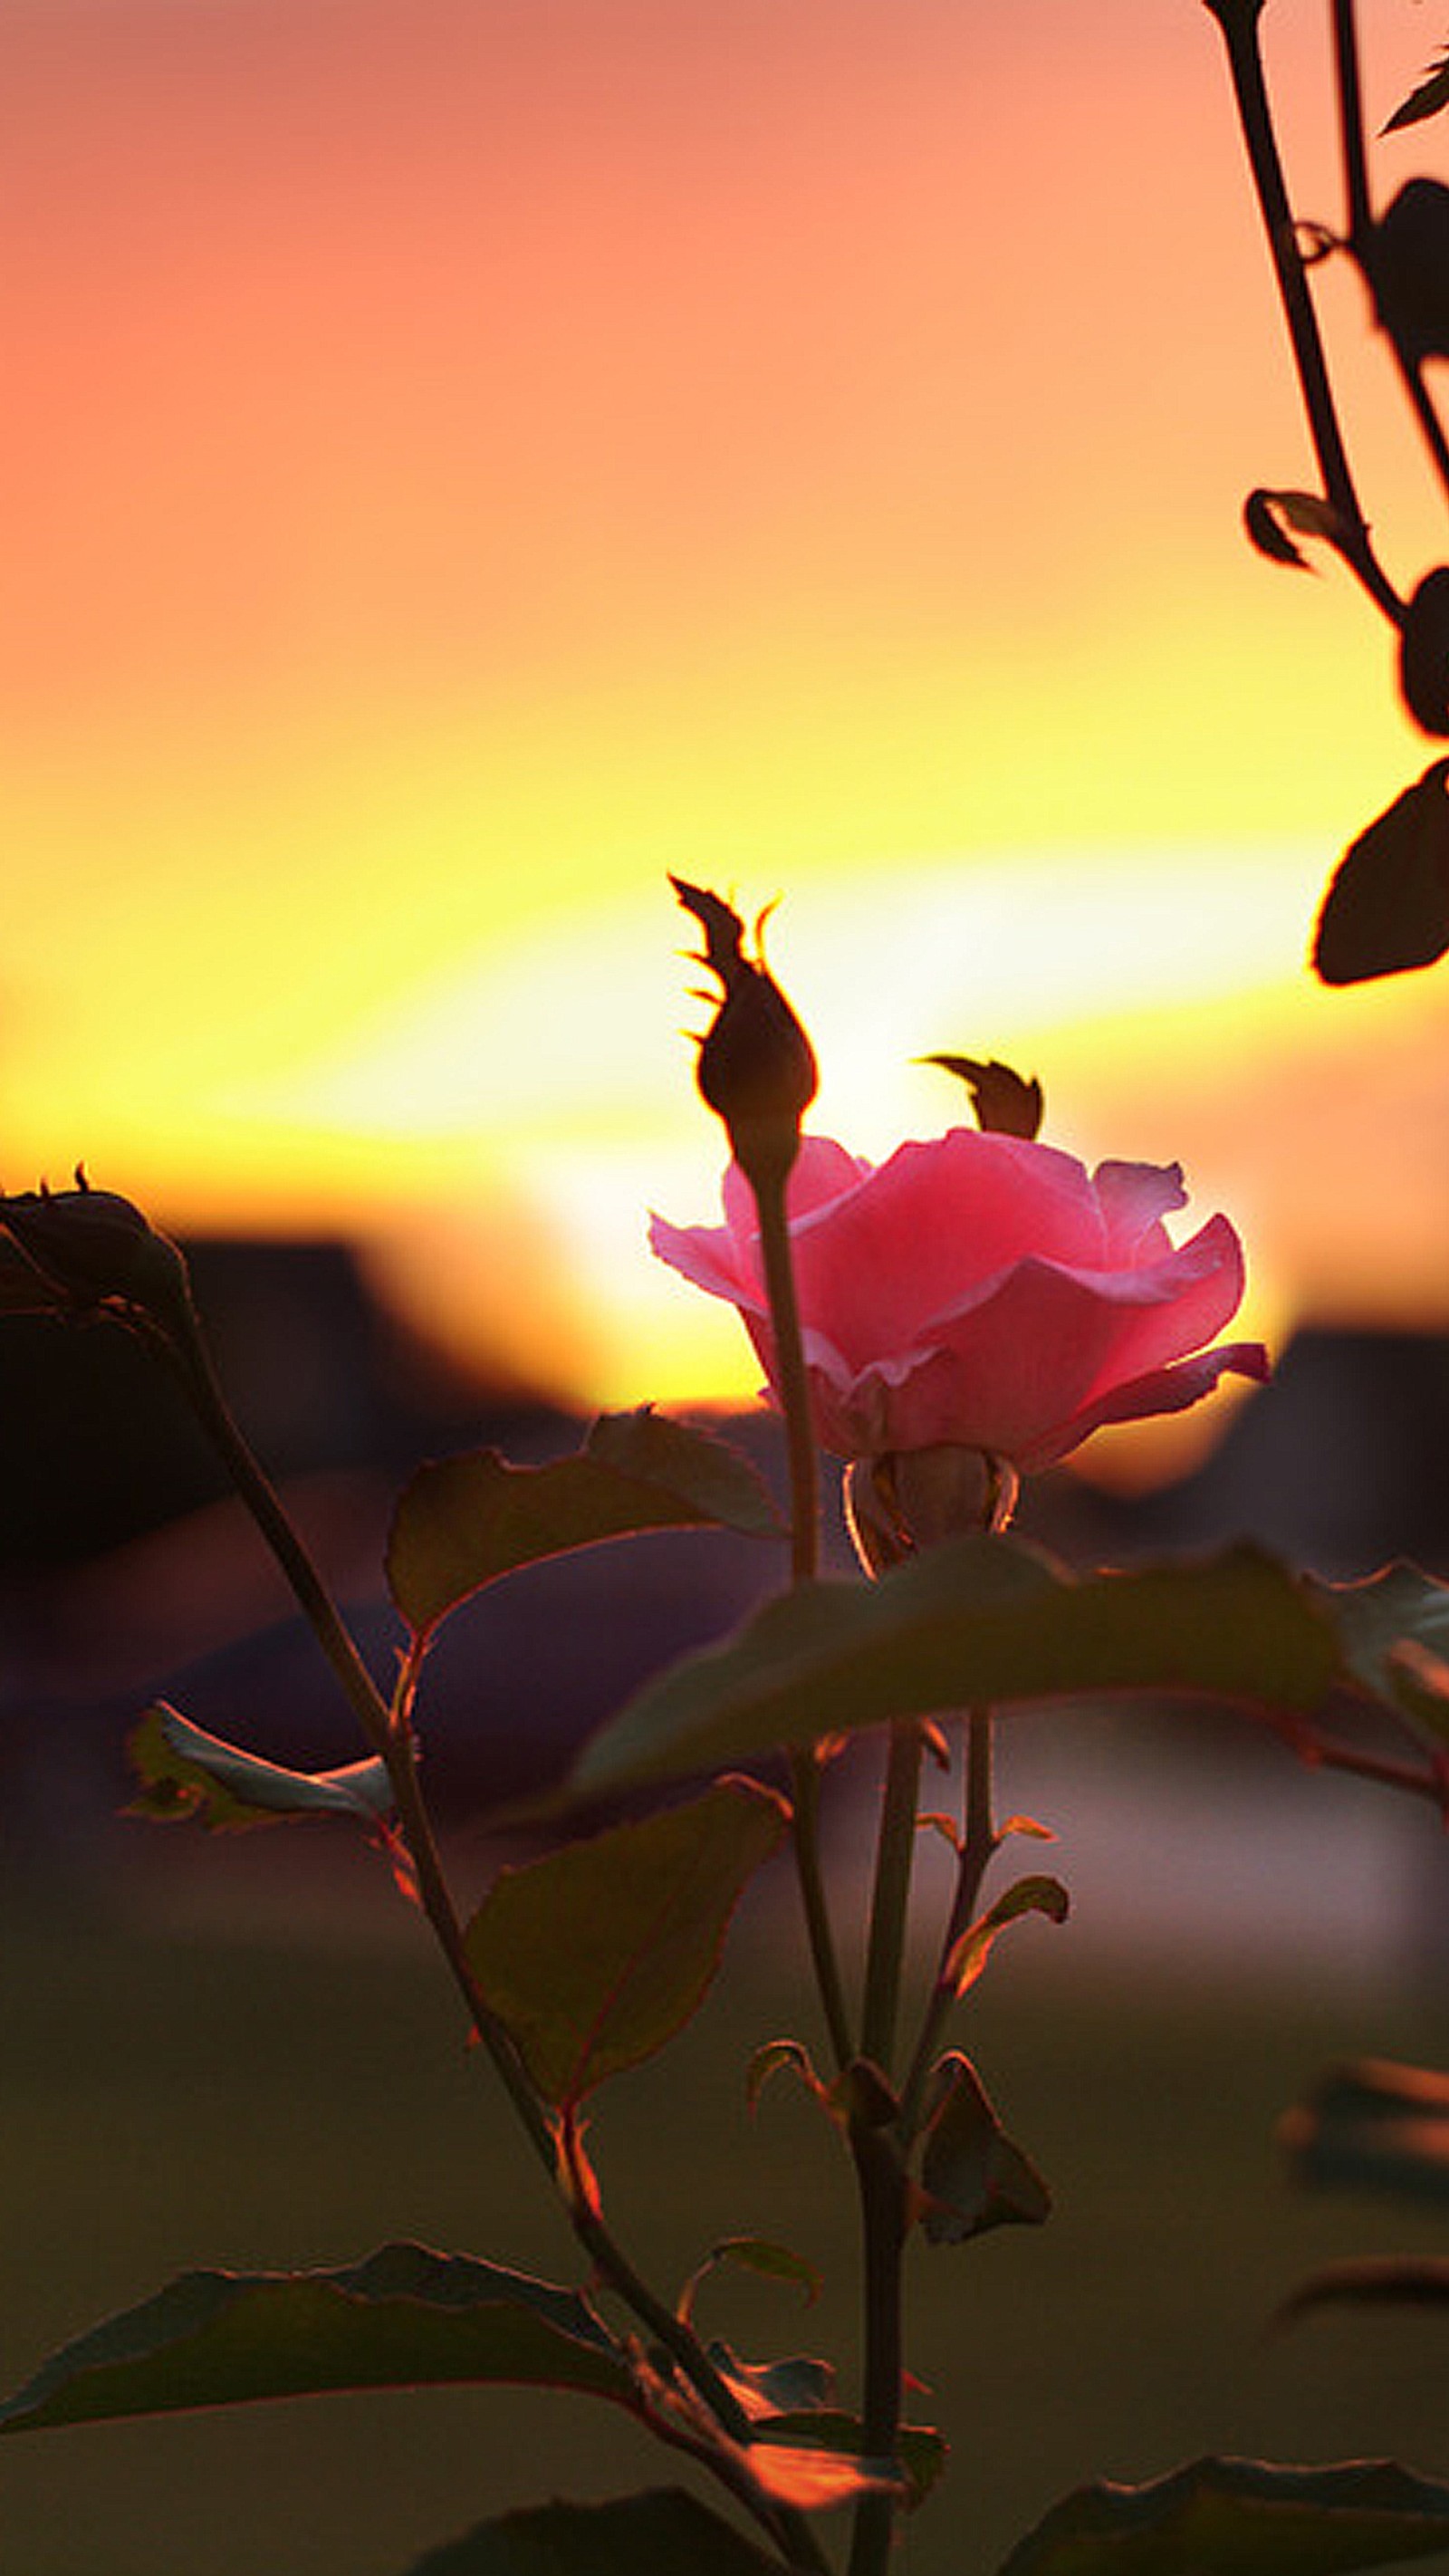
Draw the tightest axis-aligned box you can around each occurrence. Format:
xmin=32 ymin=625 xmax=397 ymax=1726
xmin=859 ymin=1722 xmax=925 ymax=2074
xmin=1330 ymin=0 xmax=1370 ymax=245
xmin=847 ymin=1714 xmax=928 ymax=2576
xmin=846 ymin=1706 xmax=998 ymax=2576
xmin=846 ymin=2112 xmax=909 ymax=2576
xmin=1202 ymin=0 xmax=1401 ymax=621
xmin=753 ymin=1164 xmax=855 ymax=2073
xmin=153 ymin=1311 xmax=826 ymax=2552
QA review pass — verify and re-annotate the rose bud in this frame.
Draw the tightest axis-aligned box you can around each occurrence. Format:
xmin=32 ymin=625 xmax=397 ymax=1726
xmin=847 ymin=1446 xmax=1022 ymax=1560
xmin=0 ymin=1174 xmax=195 ymax=1338
xmin=670 ymin=878 xmax=819 ymax=1194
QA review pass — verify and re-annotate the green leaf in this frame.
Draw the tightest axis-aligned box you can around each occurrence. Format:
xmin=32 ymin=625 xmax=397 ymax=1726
xmin=1384 ymin=49 xmax=1449 ymax=136
xmin=1313 ymin=764 xmax=1449 ymax=985
xmin=996 ymin=2456 xmax=1449 ymax=2576
xmin=387 ymin=1408 xmax=782 ymax=1640
xmin=0 ymin=2244 xmax=634 ymax=2435
xmin=679 ymin=2238 xmax=821 ymax=2325
xmin=921 ymin=1054 xmax=1044 ymax=1139
xmin=566 ymin=1537 xmax=1341 ymax=1803
xmin=944 ymin=1874 xmax=1070 ymax=1998
xmin=463 ymin=1779 xmax=789 ymax=2105
xmin=126 ymin=1704 xmax=394 ymax=1833
xmin=1314 ymin=1562 xmax=1449 ymax=1745
xmin=919 ymin=2053 xmax=1051 ymax=2246
xmin=400 ymin=2489 xmax=783 ymax=2575
xmin=1281 ymin=2057 xmax=1449 ymax=2206
xmin=1274 ymin=2258 xmax=1449 ymax=2335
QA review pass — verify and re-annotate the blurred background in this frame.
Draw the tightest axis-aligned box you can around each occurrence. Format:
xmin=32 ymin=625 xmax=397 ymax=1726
xmin=6 ymin=4 xmax=1449 ymax=2571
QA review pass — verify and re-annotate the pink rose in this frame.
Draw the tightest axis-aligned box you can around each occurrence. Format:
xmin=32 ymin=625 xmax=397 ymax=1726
xmin=650 ymin=1129 xmax=1269 ymax=1473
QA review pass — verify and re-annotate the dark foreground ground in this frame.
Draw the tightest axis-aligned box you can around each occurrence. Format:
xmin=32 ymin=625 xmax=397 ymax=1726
xmin=5 ymin=1817 xmax=1449 ymax=2576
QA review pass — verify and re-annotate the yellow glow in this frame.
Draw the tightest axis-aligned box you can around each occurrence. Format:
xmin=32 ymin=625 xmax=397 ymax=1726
xmin=5 ymin=0 xmax=1449 ymax=1450
xmin=101 ymin=837 xmax=1432 ymax=1444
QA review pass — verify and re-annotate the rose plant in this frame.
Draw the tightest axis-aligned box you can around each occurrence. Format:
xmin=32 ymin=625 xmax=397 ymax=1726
xmin=12 ymin=5 xmax=1449 ymax=2556
xmin=8 ymin=883 xmax=1449 ymax=2576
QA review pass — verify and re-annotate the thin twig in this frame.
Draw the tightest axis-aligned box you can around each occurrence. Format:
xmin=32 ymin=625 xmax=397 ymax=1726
xmin=1331 ymin=0 xmax=1371 ymax=247
xmin=1203 ymin=0 xmax=1402 ymax=621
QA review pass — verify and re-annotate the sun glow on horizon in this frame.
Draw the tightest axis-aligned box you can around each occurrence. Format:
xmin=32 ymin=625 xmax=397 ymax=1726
xmin=51 ymin=835 xmax=1433 ymax=1443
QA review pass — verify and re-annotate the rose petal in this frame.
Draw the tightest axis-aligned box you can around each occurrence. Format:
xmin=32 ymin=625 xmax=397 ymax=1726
xmin=1014 ymin=1340 xmax=1271 ymax=1472
xmin=790 ymin=1218 xmax=1251 ymax=1463
xmin=1091 ymin=1158 xmax=1188 ymax=1260
xmin=812 ymin=1261 xmax=1129 ymax=1462
xmin=784 ymin=1130 xmax=1109 ymax=1372
xmin=1036 ymin=1216 xmax=1247 ymax=1396
xmin=648 ymin=1212 xmax=761 ymax=1311
xmin=651 ymin=1125 xmax=1263 ymax=1475
xmin=722 ymin=1136 xmax=872 ymax=1250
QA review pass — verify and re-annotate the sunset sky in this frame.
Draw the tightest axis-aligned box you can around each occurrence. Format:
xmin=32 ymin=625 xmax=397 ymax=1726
xmin=5 ymin=0 xmax=1449 ymax=1462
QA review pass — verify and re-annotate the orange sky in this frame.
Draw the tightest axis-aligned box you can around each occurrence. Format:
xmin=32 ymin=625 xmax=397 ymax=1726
xmin=4 ymin=0 xmax=1449 ymax=1438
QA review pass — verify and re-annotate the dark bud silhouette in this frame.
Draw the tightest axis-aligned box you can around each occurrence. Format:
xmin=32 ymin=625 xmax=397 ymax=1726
xmin=670 ymin=878 xmax=818 ymax=1191
xmin=0 ymin=1173 xmax=194 ymax=1338
xmin=1243 ymin=487 xmax=1347 ymax=573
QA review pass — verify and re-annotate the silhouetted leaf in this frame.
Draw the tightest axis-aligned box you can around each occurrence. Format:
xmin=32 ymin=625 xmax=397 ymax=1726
xmin=921 ymin=1055 xmax=1044 ymax=1139
xmin=680 ymin=2238 xmax=820 ymax=2325
xmin=565 ymin=1537 xmax=1341 ymax=1802
xmin=920 ymin=2054 xmax=1051 ymax=2246
xmin=388 ymin=1409 xmax=782 ymax=1640
xmin=401 ymin=2489 xmax=782 ymax=2575
xmin=0 ymin=2244 xmax=634 ymax=2435
xmin=1281 ymin=2057 xmax=1449 ymax=2206
xmin=1385 ymin=50 xmax=1449 ymax=136
xmin=1369 ymin=181 xmax=1449 ymax=360
xmin=996 ymin=2456 xmax=1449 ymax=2576
xmin=944 ymin=1874 xmax=1070 ymax=1998
xmin=1400 ymin=571 xmax=1449 ymax=735
xmin=1318 ymin=1562 xmax=1449 ymax=1741
xmin=1243 ymin=487 xmax=1345 ymax=570
xmin=126 ymin=1704 xmax=394 ymax=1833
xmin=745 ymin=2036 xmax=827 ymax=2115
xmin=740 ymin=2435 xmax=905 ymax=2511
xmin=750 ymin=2412 xmax=945 ymax=2511
xmin=1274 ymin=2259 xmax=1449 ymax=2335
xmin=464 ymin=1779 xmax=788 ymax=2105
xmin=710 ymin=2345 xmax=835 ymax=2417
xmin=1313 ymin=762 xmax=1449 ymax=984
